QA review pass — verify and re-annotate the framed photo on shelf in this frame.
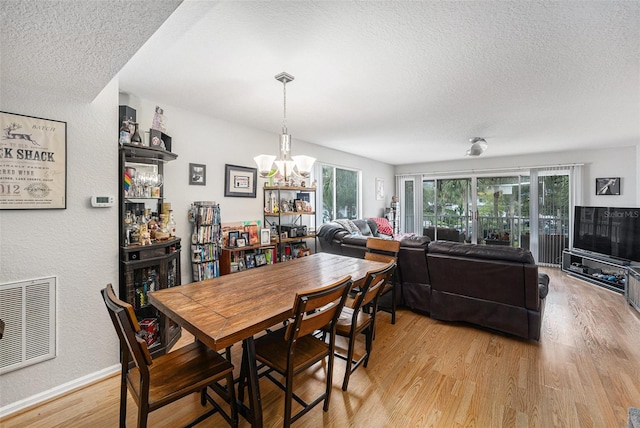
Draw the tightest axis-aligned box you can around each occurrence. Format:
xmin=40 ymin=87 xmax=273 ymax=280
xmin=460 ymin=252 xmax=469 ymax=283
xmin=260 ymin=228 xmax=271 ymax=245
xmin=237 ymin=238 xmax=247 ymax=247
xmin=246 ymin=254 xmax=255 ymax=268
xmin=255 ymin=253 xmax=267 ymax=266
xmin=224 ymin=164 xmax=257 ymax=198
xmin=0 ymin=111 xmax=67 ymax=210
xmin=189 ymin=163 xmax=206 ymax=186
xmin=294 ymin=199 xmax=303 ymax=212
xmin=228 ymin=231 xmax=239 ymax=247
xmin=595 ymin=177 xmax=620 ymax=195
xmin=241 ymin=231 xmax=250 ymax=244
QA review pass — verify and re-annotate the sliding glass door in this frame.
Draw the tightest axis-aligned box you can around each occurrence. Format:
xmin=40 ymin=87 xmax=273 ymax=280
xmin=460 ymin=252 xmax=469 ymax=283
xmin=476 ymin=176 xmax=527 ymax=247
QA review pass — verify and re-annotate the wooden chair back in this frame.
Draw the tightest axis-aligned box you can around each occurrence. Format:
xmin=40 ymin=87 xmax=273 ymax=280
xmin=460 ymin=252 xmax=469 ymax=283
xmin=365 ymin=237 xmax=400 ymax=263
xmin=284 ymin=275 xmax=353 ymax=342
xmin=101 ymin=284 xmax=152 ymax=375
xmin=352 ymin=260 xmax=396 ymax=311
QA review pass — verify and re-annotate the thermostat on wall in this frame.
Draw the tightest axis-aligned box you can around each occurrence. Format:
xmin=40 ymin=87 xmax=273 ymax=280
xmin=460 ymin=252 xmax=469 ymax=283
xmin=91 ymin=196 xmax=114 ymax=207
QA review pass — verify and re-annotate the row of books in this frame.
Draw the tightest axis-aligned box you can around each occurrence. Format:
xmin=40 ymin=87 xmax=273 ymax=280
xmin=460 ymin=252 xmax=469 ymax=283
xmin=192 ymin=260 xmax=220 ymax=281
xmin=192 ymin=243 xmax=220 ymax=262
xmin=195 ymin=224 xmax=221 ymax=243
xmin=195 ymin=204 xmax=220 ymax=225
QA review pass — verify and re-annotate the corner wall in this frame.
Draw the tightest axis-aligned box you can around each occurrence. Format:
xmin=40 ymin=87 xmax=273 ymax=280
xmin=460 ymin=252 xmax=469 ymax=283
xmin=0 ymin=79 xmax=121 ymax=410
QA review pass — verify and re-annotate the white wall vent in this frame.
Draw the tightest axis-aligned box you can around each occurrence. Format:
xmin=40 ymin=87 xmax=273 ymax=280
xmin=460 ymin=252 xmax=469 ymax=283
xmin=0 ymin=277 xmax=56 ymax=374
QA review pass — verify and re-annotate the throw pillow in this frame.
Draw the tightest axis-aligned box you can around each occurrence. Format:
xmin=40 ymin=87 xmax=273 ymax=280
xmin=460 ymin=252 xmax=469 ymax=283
xmin=370 ymin=217 xmax=393 ymax=236
xmin=335 ymin=219 xmax=361 ymax=235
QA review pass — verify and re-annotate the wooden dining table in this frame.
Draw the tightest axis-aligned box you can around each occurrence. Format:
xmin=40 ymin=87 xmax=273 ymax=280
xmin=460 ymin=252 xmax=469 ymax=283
xmin=148 ymin=252 xmax=386 ymax=427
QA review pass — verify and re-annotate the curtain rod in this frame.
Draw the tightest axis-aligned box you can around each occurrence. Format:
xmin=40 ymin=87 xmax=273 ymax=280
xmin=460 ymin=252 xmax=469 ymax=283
xmin=395 ymin=163 xmax=585 ymax=177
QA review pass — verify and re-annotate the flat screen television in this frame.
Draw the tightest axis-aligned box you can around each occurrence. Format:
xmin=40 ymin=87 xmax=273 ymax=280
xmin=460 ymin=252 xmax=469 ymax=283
xmin=573 ymin=206 xmax=640 ymax=263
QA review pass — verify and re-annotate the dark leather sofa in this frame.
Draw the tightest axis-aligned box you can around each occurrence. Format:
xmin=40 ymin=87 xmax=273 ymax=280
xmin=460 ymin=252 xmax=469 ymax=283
xmin=425 ymin=241 xmax=548 ymax=341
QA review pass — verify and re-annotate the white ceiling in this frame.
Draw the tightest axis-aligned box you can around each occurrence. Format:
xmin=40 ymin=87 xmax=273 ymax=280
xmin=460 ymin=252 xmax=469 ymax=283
xmin=2 ymin=1 xmax=639 ymax=165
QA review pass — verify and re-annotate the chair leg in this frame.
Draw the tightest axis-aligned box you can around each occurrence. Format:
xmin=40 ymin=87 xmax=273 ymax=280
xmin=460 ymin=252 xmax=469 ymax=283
xmin=119 ymin=370 xmax=127 ymax=428
xmin=138 ymin=402 xmax=149 ymax=428
xmin=226 ymin=371 xmax=239 ymax=428
xmin=363 ymin=326 xmax=373 ymax=368
xmin=342 ymin=332 xmax=356 ymax=391
xmin=391 ymin=284 xmax=396 ymax=324
xmin=284 ymin=370 xmax=294 ymax=428
xmin=324 ymin=346 xmax=334 ymax=411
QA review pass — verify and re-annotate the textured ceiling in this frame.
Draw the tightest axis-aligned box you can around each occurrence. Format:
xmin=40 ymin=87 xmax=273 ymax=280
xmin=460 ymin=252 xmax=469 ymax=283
xmin=0 ymin=0 xmax=181 ymax=101
xmin=2 ymin=1 xmax=639 ymax=165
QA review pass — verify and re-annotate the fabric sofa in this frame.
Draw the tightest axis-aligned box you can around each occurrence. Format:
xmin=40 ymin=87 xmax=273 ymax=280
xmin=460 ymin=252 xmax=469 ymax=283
xmin=425 ymin=241 xmax=548 ymax=341
xmin=317 ymin=218 xmax=395 ymax=258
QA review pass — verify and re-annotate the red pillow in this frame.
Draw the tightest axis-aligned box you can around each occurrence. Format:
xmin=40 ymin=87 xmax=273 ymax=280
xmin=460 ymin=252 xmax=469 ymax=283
xmin=371 ymin=217 xmax=393 ymax=235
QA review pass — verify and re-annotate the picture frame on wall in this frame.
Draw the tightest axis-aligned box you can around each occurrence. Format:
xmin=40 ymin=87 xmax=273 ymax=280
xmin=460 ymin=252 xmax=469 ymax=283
xmin=189 ymin=163 xmax=206 ymax=186
xmin=0 ymin=111 xmax=67 ymax=209
xmin=376 ymin=177 xmax=384 ymax=200
xmin=224 ymin=164 xmax=257 ymax=198
xmin=596 ymin=177 xmax=620 ymax=195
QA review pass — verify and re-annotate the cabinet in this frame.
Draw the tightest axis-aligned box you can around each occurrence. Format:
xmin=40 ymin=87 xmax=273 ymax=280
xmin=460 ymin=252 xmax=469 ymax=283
xmin=119 ymin=138 xmax=181 ymax=358
xmin=561 ymin=249 xmax=627 ymax=294
xmin=263 ymin=186 xmax=316 ymax=261
xmin=189 ymin=201 xmax=221 ymax=281
xmin=220 ymin=244 xmax=277 ymax=275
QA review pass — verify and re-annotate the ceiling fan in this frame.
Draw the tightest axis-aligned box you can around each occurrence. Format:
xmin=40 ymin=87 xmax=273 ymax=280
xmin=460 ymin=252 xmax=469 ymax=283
xmin=466 ymin=137 xmax=488 ymax=156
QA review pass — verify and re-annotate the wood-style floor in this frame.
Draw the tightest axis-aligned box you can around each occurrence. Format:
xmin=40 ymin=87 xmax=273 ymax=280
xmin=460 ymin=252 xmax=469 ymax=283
xmin=3 ymin=268 xmax=639 ymax=427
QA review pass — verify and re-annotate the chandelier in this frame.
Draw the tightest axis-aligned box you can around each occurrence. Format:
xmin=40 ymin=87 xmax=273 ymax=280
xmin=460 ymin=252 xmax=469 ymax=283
xmin=254 ymin=72 xmax=315 ymax=182
xmin=466 ymin=137 xmax=488 ymax=156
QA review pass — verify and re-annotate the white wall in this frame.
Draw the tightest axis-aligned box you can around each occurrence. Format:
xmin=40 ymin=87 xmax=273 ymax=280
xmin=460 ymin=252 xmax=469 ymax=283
xmin=395 ymin=145 xmax=639 ymax=207
xmin=0 ymin=79 xmax=121 ymax=410
xmin=122 ymin=94 xmax=395 ymax=285
xmin=0 ymin=84 xmax=393 ymax=413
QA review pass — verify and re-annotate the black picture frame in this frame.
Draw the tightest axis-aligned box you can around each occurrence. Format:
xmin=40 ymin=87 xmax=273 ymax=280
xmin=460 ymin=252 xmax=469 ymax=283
xmin=595 ymin=177 xmax=620 ymax=195
xmin=224 ymin=164 xmax=257 ymax=198
xmin=228 ymin=231 xmax=239 ymax=247
xmin=1 ymin=111 xmax=67 ymax=209
xmin=255 ymin=253 xmax=267 ymax=266
xmin=189 ymin=163 xmax=206 ymax=186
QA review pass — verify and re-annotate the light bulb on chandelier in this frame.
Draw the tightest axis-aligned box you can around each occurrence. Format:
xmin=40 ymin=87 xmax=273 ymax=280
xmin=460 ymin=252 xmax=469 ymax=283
xmin=254 ymin=72 xmax=315 ymax=183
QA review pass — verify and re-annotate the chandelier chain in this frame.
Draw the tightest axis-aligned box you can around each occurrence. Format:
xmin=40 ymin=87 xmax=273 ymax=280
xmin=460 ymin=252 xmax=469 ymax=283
xmin=282 ymin=80 xmax=287 ymax=133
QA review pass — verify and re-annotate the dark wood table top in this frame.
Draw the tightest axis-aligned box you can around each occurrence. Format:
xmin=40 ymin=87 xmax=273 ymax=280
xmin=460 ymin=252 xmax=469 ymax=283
xmin=149 ymin=252 xmax=385 ymax=351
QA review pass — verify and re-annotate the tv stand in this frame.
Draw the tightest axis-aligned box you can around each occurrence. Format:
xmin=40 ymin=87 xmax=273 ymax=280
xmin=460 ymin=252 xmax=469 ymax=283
xmin=562 ymin=249 xmax=627 ymax=294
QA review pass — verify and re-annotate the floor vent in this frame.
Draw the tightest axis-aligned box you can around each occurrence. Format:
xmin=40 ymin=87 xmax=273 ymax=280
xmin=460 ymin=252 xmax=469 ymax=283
xmin=0 ymin=277 xmax=56 ymax=374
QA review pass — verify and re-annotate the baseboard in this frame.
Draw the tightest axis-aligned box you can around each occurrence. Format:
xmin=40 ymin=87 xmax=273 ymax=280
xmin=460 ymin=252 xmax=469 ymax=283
xmin=0 ymin=364 xmax=120 ymax=418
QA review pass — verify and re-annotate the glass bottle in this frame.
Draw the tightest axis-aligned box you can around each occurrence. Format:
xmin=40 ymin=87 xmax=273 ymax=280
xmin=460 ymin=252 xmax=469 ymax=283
xmin=119 ymin=118 xmax=131 ymax=145
xmin=124 ymin=211 xmax=133 ymax=246
xmin=130 ymin=121 xmax=142 ymax=145
xmin=168 ymin=210 xmax=177 ymax=237
xmin=129 ymin=213 xmax=140 ymax=245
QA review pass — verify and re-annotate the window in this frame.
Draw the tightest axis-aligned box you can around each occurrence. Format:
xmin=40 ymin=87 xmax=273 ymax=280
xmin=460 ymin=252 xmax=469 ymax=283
xmin=320 ymin=164 xmax=360 ymax=222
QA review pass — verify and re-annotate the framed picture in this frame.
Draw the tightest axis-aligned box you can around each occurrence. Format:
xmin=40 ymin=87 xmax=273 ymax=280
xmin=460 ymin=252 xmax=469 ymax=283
xmin=294 ymin=199 xmax=303 ymax=212
xmin=245 ymin=254 xmax=255 ymax=268
xmin=228 ymin=231 xmax=239 ymax=247
xmin=376 ymin=177 xmax=384 ymax=200
xmin=224 ymin=164 xmax=257 ymax=198
xmin=241 ymin=231 xmax=250 ymax=244
xmin=260 ymin=228 xmax=271 ymax=245
xmin=255 ymin=253 xmax=267 ymax=266
xmin=189 ymin=163 xmax=206 ymax=186
xmin=1 ymin=111 xmax=67 ymax=209
xmin=596 ymin=177 xmax=620 ymax=195
xmin=237 ymin=238 xmax=246 ymax=247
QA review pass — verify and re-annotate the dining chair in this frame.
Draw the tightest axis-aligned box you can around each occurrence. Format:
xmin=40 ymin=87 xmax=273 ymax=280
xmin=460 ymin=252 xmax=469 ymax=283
xmin=365 ymin=237 xmax=401 ymax=324
xmin=249 ymin=275 xmax=352 ymax=428
xmin=101 ymin=284 xmax=237 ymax=428
xmin=331 ymin=260 xmax=396 ymax=391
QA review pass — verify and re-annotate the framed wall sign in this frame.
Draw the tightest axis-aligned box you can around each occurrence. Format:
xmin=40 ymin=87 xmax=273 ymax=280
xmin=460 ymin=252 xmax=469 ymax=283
xmin=189 ymin=163 xmax=206 ymax=185
xmin=596 ymin=177 xmax=620 ymax=195
xmin=224 ymin=164 xmax=257 ymax=198
xmin=0 ymin=111 xmax=67 ymax=209
xmin=376 ymin=177 xmax=384 ymax=200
